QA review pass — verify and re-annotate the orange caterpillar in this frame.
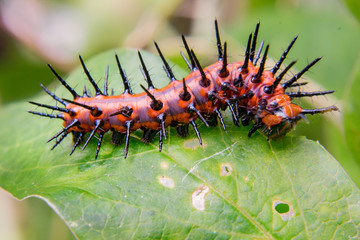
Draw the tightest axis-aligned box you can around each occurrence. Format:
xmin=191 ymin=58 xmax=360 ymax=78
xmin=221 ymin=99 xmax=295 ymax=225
xmin=29 ymin=21 xmax=338 ymax=159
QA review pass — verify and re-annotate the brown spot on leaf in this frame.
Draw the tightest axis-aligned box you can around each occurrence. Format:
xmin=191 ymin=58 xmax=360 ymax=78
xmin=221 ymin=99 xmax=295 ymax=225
xmin=184 ymin=139 xmax=203 ymax=150
xmin=220 ymin=163 xmax=233 ymax=176
xmin=191 ymin=185 xmax=209 ymax=211
xmin=160 ymin=161 xmax=169 ymax=170
xmin=157 ymin=176 xmax=175 ymax=188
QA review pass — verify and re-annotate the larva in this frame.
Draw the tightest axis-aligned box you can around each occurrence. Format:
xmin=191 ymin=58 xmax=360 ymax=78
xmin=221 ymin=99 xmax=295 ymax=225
xmin=29 ymin=20 xmax=338 ymax=159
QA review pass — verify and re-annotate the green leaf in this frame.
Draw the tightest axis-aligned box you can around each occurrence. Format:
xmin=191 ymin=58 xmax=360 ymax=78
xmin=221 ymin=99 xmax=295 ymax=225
xmin=343 ymin=0 xmax=360 ymax=22
xmin=1 ymin=49 xmax=359 ymax=239
xmin=344 ymin=55 xmax=360 ymax=162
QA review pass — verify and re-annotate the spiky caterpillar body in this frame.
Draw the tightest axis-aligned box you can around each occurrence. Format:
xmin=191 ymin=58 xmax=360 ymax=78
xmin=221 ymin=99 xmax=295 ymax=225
xmin=29 ymin=21 xmax=338 ymax=159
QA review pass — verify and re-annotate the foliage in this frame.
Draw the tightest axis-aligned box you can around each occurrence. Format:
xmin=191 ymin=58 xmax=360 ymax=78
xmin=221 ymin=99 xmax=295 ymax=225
xmin=0 ymin=49 xmax=359 ymax=239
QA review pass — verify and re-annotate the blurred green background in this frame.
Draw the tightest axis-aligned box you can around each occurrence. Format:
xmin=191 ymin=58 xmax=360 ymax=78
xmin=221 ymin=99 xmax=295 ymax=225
xmin=0 ymin=0 xmax=359 ymax=239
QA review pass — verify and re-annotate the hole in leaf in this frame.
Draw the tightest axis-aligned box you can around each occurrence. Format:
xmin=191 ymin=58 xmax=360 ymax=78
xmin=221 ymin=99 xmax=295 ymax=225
xmin=220 ymin=163 xmax=232 ymax=176
xmin=273 ymin=200 xmax=295 ymax=221
xmin=275 ymin=203 xmax=290 ymax=214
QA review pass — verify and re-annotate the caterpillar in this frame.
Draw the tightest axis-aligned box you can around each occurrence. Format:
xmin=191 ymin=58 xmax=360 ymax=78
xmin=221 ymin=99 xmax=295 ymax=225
xmin=28 ymin=20 xmax=338 ymax=159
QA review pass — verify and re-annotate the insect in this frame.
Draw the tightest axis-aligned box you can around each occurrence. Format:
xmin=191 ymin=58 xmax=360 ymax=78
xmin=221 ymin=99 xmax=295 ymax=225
xmin=28 ymin=20 xmax=338 ymax=159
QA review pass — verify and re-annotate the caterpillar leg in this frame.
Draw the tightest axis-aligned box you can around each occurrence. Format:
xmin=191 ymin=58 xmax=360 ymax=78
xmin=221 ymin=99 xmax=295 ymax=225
xmin=70 ymin=132 xmax=83 ymax=155
xmin=111 ymin=130 xmax=124 ymax=145
xmin=141 ymin=129 xmax=157 ymax=143
xmin=176 ymin=124 xmax=189 ymax=138
xmin=203 ymin=113 xmax=218 ymax=127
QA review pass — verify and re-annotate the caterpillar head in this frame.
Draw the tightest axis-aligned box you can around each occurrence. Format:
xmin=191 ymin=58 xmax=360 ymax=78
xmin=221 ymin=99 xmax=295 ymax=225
xmin=260 ymin=100 xmax=338 ymax=138
xmin=262 ymin=107 xmax=304 ymax=139
xmin=260 ymin=101 xmax=303 ymax=139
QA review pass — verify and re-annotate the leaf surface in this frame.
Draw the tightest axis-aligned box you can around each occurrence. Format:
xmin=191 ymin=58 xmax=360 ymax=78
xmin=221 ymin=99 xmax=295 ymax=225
xmin=0 ymin=49 xmax=359 ymax=239
xmin=344 ymin=55 xmax=360 ymax=162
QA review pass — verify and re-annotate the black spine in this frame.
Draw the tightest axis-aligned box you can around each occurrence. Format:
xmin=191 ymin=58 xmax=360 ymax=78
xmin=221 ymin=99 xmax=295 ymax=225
xmin=181 ymin=35 xmax=196 ymax=71
xmin=219 ymin=42 xmax=228 ymax=77
xmin=214 ymin=108 xmax=226 ymax=131
xmin=28 ymin=111 xmax=64 ymax=120
xmin=225 ymin=100 xmax=239 ymax=125
xmin=180 ymin=51 xmax=192 ymax=70
xmin=190 ymin=120 xmax=202 ymax=145
xmin=253 ymin=40 xmax=264 ymax=66
xmin=250 ymin=21 xmax=260 ymax=63
xmin=190 ymin=49 xmax=210 ymax=87
xmin=253 ymin=44 xmax=269 ymax=81
xmin=215 ymin=19 xmax=223 ymax=60
xmin=140 ymin=84 xmax=163 ymax=111
xmin=154 ymin=42 xmax=176 ymax=81
xmin=158 ymin=114 xmax=166 ymax=140
xmin=104 ymin=65 xmax=109 ymax=96
xmin=29 ymin=101 xmax=70 ymax=113
xmin=47 ymin=64 xmax=79 ymax=99
xmin=63 ymin=98 xmax=94 ymax=111
xmin=115 ymin=54 xmax=133 ymax=94
xmin=138 ymin=51 xmax=155 ymax=90
xmin=158 ymin=129 xmax=163 ymax=152
xmin=179 ymin=78 xmax=191 ymax=101
xmin=40 ymin=84 xmax=67 ymax=106
xmin=242 ymin=34 xmax=253 ymax=71
xmin=124 ymin=121 xmax=132 ymax=158
xmin=95 ymin=132 xmax=104 ymax=159
xmin=51 ymin=131 xmax=69 ymax=150
xmin=83 ymin=86 xmax=91 ymax=97
xmin=271 ymin=36 xmax=298 ymax=75
xmin=70 ymin=132 xmax=83 ymax=155
xmin=81 ymin=120 xmax=103 ymax=151
xmin=79 ymin=55 xmax=103 ymax=95
xmin=47 ymin=119 xmax=79 ymax=143
xmin=188 ymin=104 xmax=209 ymax=127
xmin=265 ymin=60 xmax=297 ymax=94
xmin=301 ymin=105 xmax=339 ymax=115
xmin=282 ymin=57 xmax=322 ymax=89
xmin=287 ymin=90 xmax=334 ymax=98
